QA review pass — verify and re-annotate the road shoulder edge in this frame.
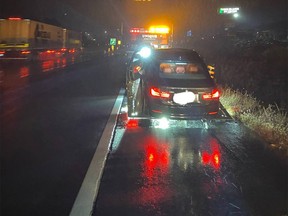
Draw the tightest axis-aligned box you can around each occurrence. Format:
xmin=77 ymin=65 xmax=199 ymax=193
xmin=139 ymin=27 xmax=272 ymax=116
xmin=69 ymin=88 xmax=125 ymax=216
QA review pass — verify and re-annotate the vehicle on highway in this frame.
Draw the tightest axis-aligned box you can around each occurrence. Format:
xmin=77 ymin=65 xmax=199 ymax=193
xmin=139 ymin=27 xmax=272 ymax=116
xmin=126 ymin=47 xmax=220 ymax=120
xmin=0 ymin=18 xmax=82 ymax=61
xmin=128 ymin=25 xmax=172 ymax=50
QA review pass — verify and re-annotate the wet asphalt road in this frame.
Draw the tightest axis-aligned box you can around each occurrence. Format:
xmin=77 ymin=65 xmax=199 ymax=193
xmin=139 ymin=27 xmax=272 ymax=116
xmin=0 ymin=54 xmax=126 ymax=216
xmin=93 ymin=103 xmax=287 ymax=216
xmin=1 ymin=53 xmax=287 ymax=216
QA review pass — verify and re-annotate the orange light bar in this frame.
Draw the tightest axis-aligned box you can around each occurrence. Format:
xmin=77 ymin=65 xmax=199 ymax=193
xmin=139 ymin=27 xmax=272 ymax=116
xmin=149 ymin=25 xmax=169 ymax=34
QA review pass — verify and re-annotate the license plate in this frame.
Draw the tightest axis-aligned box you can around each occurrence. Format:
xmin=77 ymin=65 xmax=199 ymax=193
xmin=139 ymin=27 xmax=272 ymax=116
xmin=173 ymin=91 xmax=195 ymax=105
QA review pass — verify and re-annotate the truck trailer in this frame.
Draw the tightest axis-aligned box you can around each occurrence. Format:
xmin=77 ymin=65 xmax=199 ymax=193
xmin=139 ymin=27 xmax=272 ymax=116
xmin=0 ymin=18 xmax=82 ymax=60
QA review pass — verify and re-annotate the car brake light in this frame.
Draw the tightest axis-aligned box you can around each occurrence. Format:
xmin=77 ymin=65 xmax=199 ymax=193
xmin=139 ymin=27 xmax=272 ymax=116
xmin=150 ymin=87 xmax=170 ymax=98
xmin=202 ymin=89 xmax=220 ymax=100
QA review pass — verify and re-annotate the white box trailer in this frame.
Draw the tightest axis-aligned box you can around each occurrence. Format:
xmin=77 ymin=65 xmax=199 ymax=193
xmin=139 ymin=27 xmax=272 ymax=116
xmin=63 ymin=29 xmax=82 ymax=49
xmin=0 ymin=18 xmax=82 ymax=60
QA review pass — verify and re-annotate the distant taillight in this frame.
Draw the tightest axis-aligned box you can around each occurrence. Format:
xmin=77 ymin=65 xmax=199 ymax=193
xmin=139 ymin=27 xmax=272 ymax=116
xmin=150 ymin=87 xmax=170 ymax=99
xmin=46 ymin=50 xmax=55 ymax=54
xmin=202 ymin=89 xmax=220 ymax=100
xmin=21 ymin=50 xmax=31 ymax=55
xmin=8 ymin=17 xmax=22 ymax=21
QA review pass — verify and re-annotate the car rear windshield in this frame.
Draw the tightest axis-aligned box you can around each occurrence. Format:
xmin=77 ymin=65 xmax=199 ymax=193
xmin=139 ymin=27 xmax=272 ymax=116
xmin=158 ymin=62 xmax=208 ymax=79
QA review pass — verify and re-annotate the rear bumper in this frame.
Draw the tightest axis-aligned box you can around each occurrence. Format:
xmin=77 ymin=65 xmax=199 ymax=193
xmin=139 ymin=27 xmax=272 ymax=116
xmin=149 ymin=101 xmax=219 ymax=120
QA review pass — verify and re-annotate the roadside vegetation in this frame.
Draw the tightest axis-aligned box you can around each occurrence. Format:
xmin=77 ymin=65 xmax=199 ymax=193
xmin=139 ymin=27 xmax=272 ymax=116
xmin=188 ymin=36 xmax=288 ymax=157
xmin=220 ymin=87 xmax=288 ymax=156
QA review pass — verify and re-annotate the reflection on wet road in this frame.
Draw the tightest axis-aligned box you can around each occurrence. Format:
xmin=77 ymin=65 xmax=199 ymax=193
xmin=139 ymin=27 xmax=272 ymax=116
xmin=1 ymin=53 xmax=286 ymax=216
xmin=0 ymin=54 xmax=126 ymax=216
xmin=93 ymin=107 xmax=287 ymax=216
xmin=1 ymin=55 xmax=79 ymax=91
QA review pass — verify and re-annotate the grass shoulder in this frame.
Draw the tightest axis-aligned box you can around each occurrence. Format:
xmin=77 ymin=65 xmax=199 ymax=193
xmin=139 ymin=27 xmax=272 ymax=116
xmin=220 ymin=86 xmax=288 ymax=158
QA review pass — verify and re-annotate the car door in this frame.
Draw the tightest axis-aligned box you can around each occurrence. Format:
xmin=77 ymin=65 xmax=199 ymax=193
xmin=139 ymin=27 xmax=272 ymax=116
xmin=126 ymin=53 xmax=145 ymax=117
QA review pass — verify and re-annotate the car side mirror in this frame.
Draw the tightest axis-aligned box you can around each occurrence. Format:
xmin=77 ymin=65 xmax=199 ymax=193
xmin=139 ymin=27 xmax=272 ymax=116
xmin=207 ymin=65 xmax=215 ymax=79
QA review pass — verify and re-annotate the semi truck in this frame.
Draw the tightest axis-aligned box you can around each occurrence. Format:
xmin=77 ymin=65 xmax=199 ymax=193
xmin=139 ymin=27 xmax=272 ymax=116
xmin=0 ymin=18 xmax=82 ymax=60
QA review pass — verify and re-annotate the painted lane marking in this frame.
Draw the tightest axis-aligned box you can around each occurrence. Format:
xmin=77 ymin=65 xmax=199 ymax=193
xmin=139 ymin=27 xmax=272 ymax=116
xmin=69 ymin=88 xmax=125 ymax=216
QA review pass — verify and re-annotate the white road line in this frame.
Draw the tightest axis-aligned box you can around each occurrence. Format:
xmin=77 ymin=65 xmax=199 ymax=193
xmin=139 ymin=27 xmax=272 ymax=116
xmin=69 ymin=88 xmax=125 ymax=216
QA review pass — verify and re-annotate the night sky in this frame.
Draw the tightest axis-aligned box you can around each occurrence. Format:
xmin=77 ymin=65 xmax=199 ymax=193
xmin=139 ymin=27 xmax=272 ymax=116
xmin=1 ymin=0 xmax=287 ymax=35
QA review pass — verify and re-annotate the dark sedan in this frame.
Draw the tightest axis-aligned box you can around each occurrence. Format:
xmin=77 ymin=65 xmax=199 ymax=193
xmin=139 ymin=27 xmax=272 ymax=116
xmin=126 ymin=47 xmax=220 ymax=120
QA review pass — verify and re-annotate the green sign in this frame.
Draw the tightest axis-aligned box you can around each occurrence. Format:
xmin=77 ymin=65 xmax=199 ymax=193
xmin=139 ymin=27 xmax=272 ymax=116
xmin=218 ymin=8 xmax=239 ymax=14
xmin=110 ymin=38 xmax=116 ymax=46
xmin=219 ymin=8 xmax=224 ymax=14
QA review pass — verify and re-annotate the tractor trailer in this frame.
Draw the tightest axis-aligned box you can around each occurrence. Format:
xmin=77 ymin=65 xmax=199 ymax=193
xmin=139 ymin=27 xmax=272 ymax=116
xmin=0 ymin=18 xmax=82 ymax=60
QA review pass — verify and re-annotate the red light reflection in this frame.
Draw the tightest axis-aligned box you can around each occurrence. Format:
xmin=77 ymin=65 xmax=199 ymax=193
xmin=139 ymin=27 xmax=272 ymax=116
xmin=19 ymin=66 xmax=30 ymax=78
xmin=71 ymin=56 xmax=75 ymax=64
xmin=201 ymin=140 xmax=221 ymax=170
xmin=61 ymin=58 xmax=67 ymax=67
xmin=39 ymin=50 xmax=57 ymax=61
xmin=41 ymin=60 xmax=55 ymax=72
xmin=146 ymin=144 xmax=169 ymax=166
xmin=144 ymin=137 xmax=170 ymax=179
xmin=134 ymin=136 xmax=172 ymax=205
xmin=41 ymin=57 xmax=69 ymax=72
xmin=145 ymin=145 xmax=169 ymax=179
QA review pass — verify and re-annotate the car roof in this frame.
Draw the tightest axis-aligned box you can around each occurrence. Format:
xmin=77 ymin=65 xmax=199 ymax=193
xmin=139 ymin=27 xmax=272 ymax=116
xmin=151 ymin=48 xmax=204 ymax=62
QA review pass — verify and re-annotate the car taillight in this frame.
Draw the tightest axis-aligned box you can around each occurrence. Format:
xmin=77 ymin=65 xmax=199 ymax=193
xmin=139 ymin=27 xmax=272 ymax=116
xmin=150 ymin=87 xmax=170 ymax=99
xmin=21 ymin=50 xmax=31 ymax=55
xmin=202 ymin=89 xmax=220 ymax=100
xmin=126 ymin=119 xmax=139 ymax=128
xmin=8 ymin=17 xmax=22 ymax=21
